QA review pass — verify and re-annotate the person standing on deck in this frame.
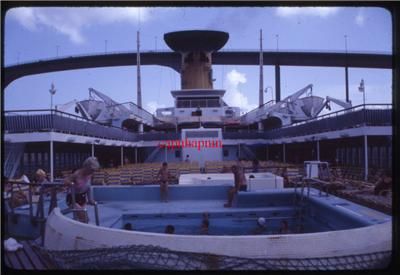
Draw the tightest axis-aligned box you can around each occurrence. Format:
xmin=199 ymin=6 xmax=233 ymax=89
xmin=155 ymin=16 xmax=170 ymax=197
xmin=224 ymin=165 xmax=247 ymax=207
xmin=64 ymin=157 xmax=100 ymax=223
xmin=157 ymin=162 xmax=171 ymax=202
xmin=184 ymin=154 xmax=190 ymax=163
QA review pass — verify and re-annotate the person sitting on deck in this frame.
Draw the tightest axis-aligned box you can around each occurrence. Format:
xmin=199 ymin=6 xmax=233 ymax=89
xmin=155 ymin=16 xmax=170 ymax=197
xmin=318 ymin=163 xmax=330 ymax=182
xmin=64 ymin=156 xmax=100 ymax=223
xmin=184 ymin=154 xmax=190 ymax=163
xmin=280 ymin=167 xmax=289 ymax=187
xmin=224 ymin=165 xmax=247 ymax=208
xmin=374 ymin=170 xmax=392 ymax=196
xmin=251 ymin=159 xmax=260 ymax=173
xmin=165 ymin=224 xmax=175 ymax=234
xmin=251 ymin=217 xmax=267 ymax=235
xmin=35 ymin=169 xmax=50 ymax=195
xmin=157 ymin=162 xmax=171 ymax=202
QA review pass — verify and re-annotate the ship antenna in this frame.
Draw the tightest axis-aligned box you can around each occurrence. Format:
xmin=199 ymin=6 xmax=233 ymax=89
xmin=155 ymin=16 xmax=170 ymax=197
xmin=259 ymin=29 xmax=264 ymax=107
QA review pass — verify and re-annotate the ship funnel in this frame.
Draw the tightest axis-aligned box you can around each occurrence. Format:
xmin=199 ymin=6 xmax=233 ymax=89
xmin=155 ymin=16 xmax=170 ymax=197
xmin=164 ymin=30 xmax=229 ymax=90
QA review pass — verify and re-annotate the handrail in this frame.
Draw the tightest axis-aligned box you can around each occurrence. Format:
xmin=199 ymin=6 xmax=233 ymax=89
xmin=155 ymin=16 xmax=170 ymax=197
xmin=67 ymin=182 xmax=99 ymax=225
xmin=5 ymin=180 xmax=64 ymax=244
xmin=284 ymin=103 xmax=392 ymax=128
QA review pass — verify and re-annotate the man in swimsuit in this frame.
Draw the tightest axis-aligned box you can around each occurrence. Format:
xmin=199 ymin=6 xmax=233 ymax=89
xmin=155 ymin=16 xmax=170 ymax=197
xmin=157 ymin=162 xmax=171 ymax=202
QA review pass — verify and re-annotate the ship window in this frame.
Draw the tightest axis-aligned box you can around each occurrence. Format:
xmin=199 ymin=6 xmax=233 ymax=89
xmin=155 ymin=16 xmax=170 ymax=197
xmin=223 ymin=149 xmax=229 ymax=157
xmin=161 ymin=110 xmax=172 ymax=116
xmin=186 ymin=131 xmax=218 ymax=138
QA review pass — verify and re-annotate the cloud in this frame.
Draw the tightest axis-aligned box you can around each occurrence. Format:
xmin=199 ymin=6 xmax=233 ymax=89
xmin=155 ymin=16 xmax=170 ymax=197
xmin=146 ymin=101 xmax=166 ymax=114
xmin=276 ymin=7 xmax=339 ymax=18
xmin=224 ymin=69 xmax=257 ymax=114
xmin=355 ymin=10 xmax=365 ymax=26
xmin=7 ymin=7 xmax=150 ymax=44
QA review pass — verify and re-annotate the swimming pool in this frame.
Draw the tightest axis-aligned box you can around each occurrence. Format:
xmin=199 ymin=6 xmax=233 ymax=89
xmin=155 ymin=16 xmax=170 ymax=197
xmin=44 ymin=184 xmax=392 ymax=269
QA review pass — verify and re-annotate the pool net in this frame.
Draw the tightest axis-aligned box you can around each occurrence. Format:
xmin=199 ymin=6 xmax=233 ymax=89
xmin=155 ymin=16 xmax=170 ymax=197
xmin=35 ymin=244 xmax=391 ymax=270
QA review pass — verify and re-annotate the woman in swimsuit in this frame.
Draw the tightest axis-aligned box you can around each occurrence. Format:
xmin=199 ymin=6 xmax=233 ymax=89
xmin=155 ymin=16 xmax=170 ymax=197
xmin=64 ymin=157 xmax=100 ymax=223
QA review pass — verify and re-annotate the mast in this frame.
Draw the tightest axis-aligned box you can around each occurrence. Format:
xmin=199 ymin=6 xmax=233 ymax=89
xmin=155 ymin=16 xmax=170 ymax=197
xmin=137 ymin=30 xmax=142 ymax=108
xmin=259 ymin=29 xmax=264 ymax=107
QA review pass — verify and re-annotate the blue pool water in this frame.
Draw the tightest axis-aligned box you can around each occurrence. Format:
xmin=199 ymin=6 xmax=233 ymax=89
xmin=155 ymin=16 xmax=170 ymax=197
xmin=121 ymin=210 xmax=313 ymax=235
xmin=91 ymin=185 xmax=390 ymax=236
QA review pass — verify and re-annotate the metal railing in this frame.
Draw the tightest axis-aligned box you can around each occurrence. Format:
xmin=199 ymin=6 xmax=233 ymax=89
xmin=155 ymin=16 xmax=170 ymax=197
xmin=4 ymin=109 xmax=137 ymax=142
xmin=61 ymin=182 xmax=100 ymax=226
xmin=5 ymin=180 xmax=65 ymax=244
xmin=4 ymin=104 xmax=392 ymax=143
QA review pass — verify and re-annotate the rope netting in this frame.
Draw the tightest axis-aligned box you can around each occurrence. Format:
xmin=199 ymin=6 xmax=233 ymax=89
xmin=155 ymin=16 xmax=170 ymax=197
xmin=35 ymin=244 xmax=391 ymax=270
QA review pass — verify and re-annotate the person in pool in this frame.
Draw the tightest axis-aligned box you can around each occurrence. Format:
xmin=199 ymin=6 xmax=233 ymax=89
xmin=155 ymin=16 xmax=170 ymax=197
xmin=200 ymin=212 xmax=210 ymax=235
xmin=64 ymin=156 xmax=100 ymax=223
xmin=165 ymin=225 xmax=175 ymax=234
xmin=251 ymin=217 xmax=268 ymax=235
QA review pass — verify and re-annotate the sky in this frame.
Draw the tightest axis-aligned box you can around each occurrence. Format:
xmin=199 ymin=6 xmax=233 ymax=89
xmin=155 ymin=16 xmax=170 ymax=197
xmin=3 ymin=6 xmax=392 ymax=116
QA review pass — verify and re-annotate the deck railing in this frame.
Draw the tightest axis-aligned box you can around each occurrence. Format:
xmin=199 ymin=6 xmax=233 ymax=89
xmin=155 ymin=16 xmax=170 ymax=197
xmin=4 ymin=104 xmax=391 ymax=142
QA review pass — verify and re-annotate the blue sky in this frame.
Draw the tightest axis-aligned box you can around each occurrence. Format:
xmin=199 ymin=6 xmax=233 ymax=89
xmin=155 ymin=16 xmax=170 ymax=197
xmin=4 ymin=6 xmax=392 ymax=115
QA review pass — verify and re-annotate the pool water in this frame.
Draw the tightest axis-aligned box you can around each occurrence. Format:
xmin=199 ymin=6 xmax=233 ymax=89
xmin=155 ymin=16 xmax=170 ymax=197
xmin=120 ymin=209 xmax=332 ymax=235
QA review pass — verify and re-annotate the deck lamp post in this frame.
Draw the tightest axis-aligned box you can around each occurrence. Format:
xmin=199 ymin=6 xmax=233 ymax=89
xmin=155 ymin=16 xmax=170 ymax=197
xmin=358 ymin=79 xmax=365 ymax=107
xmin=264 ymin=86 xmax=274 ymax=103
xmin=49 ymin=83 xmax=56 ymax=111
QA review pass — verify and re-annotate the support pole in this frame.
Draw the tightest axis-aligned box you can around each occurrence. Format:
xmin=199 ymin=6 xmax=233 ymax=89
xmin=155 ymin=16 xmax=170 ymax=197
xmin=266 ymin=144 xmax=269 ymax=161
xmin=275 ymin=65 xmax=281 ymax=102
xmin=91 ymin=143 xmax=94 ymax=157
xmin=317 ymin=140 xmax=320 ymax=161
xmin=345 ymin=66 xmax=350 ymax=103
xmin=364 ymin=135 xmax=368 ymax=181
xmin=259 ymin=29 xmax=264 ymax=107
xmin=121 ymin=146 xmax=124 ymax=167
xmin=50 ymin=139 xmax=54 ymax=182
xmin=137 ymin=31 xmax=142 ymax=108
xmin=135 ymin=147 xmax=138 ymax=163
xmin=283 ymin=143 xmax=286 ymax=163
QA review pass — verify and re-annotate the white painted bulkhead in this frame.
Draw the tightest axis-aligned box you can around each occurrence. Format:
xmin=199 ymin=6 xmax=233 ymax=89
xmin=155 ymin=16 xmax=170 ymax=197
xmin=45 ymin=208 xmax=391 ymax=259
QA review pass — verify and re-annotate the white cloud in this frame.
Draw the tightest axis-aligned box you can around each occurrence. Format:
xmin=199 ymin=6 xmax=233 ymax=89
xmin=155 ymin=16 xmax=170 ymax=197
xmin=276 ymin=7 xmax=339 ymax=18
xmin=355 ymin=11 xmax=365 ymax=26
xmin=7 ymin=7 xmax=150 ymax=44
xmin=146 ymin=101 xmax=165 ymax=114
xmin=8 ymin=7 xmax=38 ymax=31
xmin=224 ymin=69 xmax=257 ymax=114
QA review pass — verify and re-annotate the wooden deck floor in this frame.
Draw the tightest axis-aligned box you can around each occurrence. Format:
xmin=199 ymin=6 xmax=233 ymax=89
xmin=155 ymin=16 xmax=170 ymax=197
xmin=3 ymin=239 xmax=56 ymax=270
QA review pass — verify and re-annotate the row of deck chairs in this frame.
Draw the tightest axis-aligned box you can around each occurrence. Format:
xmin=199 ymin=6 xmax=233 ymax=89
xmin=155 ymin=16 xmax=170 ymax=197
xmin=204 ymin=160 xmax=297 ymax=174
xmin=88 ymin=162 xmax=201 ymax=185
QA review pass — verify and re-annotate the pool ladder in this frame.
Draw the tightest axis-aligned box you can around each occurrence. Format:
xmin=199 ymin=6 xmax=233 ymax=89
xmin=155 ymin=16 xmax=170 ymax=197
xmin=61 ymin=183 xmax=100 ymax=226
xmin=293 ymin=177 xmax=311 ymax=230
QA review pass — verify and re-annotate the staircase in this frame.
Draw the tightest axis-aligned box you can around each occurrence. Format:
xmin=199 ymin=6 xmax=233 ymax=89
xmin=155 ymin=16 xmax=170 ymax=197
xmin=240 ymin=144 xmax=256 ymax=160
xmin=144 ymin=146 xmax=162 ymax=163
xmin=4 ymin=142 xmax=25 ymax=178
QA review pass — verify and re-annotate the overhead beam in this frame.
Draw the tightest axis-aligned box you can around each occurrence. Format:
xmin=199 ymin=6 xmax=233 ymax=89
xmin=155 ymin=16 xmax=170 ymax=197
xmin=4 ymin=51 xmax=392 ymax=87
